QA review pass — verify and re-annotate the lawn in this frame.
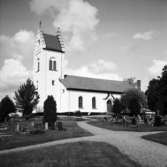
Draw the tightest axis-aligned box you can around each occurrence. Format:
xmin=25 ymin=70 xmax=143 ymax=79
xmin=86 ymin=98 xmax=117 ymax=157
xmin=88 ymin=120 xmax=167 ymax=132
xmin=0 ymin=120 xmax=92 ymax=150
xmin=0 ymin=141 xmax=142 ymax=167
xmin=142 ymin=132 xmax=167 ymax=146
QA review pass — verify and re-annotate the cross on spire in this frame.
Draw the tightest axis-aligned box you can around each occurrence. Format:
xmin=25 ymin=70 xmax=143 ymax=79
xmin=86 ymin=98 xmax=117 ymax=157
xmin=39 ymin=20 xmax=42 ymax=30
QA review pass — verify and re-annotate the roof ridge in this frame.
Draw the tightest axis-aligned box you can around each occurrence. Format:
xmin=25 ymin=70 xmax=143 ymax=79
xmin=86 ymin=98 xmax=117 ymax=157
xmin=61 ymin=74 xmax=134 ymax=93
xmin=63 ymin=74 xmax=125 ymax=82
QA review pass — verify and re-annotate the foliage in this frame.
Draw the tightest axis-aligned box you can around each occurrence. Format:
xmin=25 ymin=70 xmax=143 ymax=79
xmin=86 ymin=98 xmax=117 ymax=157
xmin=146 ymin=65 xmax=167 ymax=115
xmin=153 ymin=115 xmax=162 ymax=127
xmin=128 ymin=98 xmax=141 ymax=116
xmin=0 ymin=96 xmax=16 ymax=122
xmin=43 ymin=95 xmax=57 ymax=129
xmin=112 ymin=98 xmax=122 ymax=117
xmin=145 ymin=79 xmax=160 ymax=111
xmin=14 ymin=79 xmax=39 ymax=116
xmin=121 ymin=89 xmax=147 ymax=115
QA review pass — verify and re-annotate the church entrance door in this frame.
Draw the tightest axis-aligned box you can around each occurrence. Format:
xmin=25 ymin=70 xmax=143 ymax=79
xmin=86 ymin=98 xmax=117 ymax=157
xmin=107 ymin=100 xmax=112 ymax=113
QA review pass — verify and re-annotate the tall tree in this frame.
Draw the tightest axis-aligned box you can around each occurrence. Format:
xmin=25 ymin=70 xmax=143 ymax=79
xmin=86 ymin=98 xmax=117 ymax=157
xmin=146 ymin=65 xmax=167 ymax=115
xmin=0 ymin=96 xmax=16 ymax=122
xmin=43 ymin=95 xmax=57 ymax=129
xmin=158 ymin=65 xmax=167 ymax=115
xmin=145 ymin=78 xmax=160 ymax=111
xmin=121 ymin=89 xmax=147 ymax=115
xmin=14 ymin=79 xmax=39 ymax=116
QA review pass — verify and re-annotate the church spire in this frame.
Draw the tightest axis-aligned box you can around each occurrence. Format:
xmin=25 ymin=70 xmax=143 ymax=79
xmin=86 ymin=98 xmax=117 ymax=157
xmin=39 ymin=20 xmax=42 ymax=31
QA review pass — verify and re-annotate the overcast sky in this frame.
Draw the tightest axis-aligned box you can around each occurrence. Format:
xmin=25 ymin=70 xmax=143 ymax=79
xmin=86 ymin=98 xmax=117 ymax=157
xmin=0 ymin=0 xmax=167 ymax=99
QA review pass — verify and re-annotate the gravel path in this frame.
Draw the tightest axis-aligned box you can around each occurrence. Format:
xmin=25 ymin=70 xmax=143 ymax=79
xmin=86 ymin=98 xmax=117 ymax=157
xmin=0 ymin=121 xmax=166 ymax=167
xmin=78 ymin=122 xmax=167 ymax=167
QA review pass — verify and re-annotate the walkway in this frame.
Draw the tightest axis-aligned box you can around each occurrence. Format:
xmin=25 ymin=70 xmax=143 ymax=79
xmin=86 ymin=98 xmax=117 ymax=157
xmin=0 ymin=121 xmax=167 ymax=167
xmin=78 ymin=122 xmax=167 ymax=167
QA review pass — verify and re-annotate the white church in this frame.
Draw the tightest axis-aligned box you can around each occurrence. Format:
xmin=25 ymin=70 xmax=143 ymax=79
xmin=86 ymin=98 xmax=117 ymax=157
xmin=33 ymin=25 xmax=141 ymax=113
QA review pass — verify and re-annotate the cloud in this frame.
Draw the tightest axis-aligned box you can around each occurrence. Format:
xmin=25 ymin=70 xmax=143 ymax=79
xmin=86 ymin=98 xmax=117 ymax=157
xmin=148 ymin=59 xmax=167 ymax=75
xmin=65 ymin=59 xmax=122 ymax=81
xmin=133 ymin=31 xmax=159 ymax=40
xmin=30 ymin=0 xmax=99 ymax=51
xmin=89 ymin=59 xmax=117 ymax=73
xmin=0 ymin=59 xmax=31 ymax=99
xmin=0 ymin=30 xmax=34 ymax=99
xmin=0 ymin=30 xmax=35 ymax=69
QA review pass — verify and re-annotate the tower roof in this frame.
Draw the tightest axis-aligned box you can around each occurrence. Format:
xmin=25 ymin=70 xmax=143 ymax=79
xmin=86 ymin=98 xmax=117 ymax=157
xmin=43 ymin=33 xmax=64 ymax=53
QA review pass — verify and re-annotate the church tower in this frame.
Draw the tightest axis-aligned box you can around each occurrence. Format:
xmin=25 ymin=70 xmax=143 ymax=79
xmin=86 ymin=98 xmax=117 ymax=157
xmin=33 ymin=22 xmax=65 ymax=111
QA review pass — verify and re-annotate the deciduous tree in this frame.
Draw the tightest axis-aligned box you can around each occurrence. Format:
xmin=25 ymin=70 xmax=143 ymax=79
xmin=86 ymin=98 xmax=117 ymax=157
xmin=146 ymin=65 xmax=167 ymax=115
xmin=121 ymin=89 xmax=147 ymax=115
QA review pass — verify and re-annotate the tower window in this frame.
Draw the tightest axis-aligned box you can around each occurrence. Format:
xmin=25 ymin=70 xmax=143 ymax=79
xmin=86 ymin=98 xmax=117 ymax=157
xmin=49 ymin=60 xmax=52 ymax=70
xmin=52 ymin=80 xmax=55 ymax=86
xmin=53 ymin=61 xmax=56 ymax=71
xmin=49 ymin=59 xmax=57 ymax=71
xmin=78 ymin=96 xmax=83 ymax=108
xmin=92 ymin=97 xmax=96 ymax=109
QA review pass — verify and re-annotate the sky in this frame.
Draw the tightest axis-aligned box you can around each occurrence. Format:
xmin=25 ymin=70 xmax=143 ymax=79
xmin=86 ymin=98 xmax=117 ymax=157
xmin=0 ymin=0 xmax=167 ymax=99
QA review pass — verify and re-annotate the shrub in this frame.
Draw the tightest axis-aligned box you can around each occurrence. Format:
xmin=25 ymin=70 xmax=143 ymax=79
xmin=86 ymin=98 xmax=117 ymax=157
xmin=153 ymin=115 xmax=162 ymax=127
xmin=112 ymin=98 xmax=122 ymax=117
xmin=75 ymin=110 xmax=81 ymax=117
xmin=43 ymin=95 xmax=57 ymax=129
xmin=30 ymin=129 xmax=45 ymax=135
xmin=0 ymin=96 xmax=16 ymax=122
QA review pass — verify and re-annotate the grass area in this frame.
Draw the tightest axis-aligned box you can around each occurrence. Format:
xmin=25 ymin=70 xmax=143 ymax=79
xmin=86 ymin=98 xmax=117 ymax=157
xmin=0 ymin=141 xmax=142 ymax=167
xmin=142 ymin=132 xmax=167 ymax=146
xmin=88 ymin=120 xmax=167 ymax=132
xmin=0 ymin=121 xmax=92 ymax=150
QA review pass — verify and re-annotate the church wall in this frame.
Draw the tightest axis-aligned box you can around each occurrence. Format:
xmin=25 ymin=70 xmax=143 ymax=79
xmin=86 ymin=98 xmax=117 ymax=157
xmin=66 ymin=90 xmax=115 ymax=113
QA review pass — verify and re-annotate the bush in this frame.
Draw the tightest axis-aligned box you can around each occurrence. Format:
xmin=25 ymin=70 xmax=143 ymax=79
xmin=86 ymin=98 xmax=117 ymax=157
xmin=30 ymin=129 xmax=45 ymax=135
xmin=112 ymin=98 xmax=122 ymax=117
xmin=43 ymin=95 xmax=57 ymax=129
xmin=0 ymin=96 xmax=16 ymax=122
xmin=75 ymin=110 xmax=81 ymax=117
xmin=154 ymin=115 xmax=162 ymax=127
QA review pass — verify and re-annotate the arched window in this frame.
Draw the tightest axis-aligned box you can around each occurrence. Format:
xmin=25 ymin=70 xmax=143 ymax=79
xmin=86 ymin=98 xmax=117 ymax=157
xmin=92 ymin=97 xmax=96 ymax=109
xmin=53 ymin=61 xmax=56 ymax=71
xmin=49 ymin=60 xmax=52 ymax=70
xmin=78 ymin=96 xmax=83 ymax=108
xmin=49 ymin=59 xmax=57 ymax=71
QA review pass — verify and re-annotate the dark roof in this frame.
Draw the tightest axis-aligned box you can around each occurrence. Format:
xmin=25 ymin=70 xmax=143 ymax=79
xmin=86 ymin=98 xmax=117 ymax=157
xmin=60 ymin=75 xmax=135 ymax=94
xmin=43 ymin=33 xmax=64 ymax=53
